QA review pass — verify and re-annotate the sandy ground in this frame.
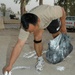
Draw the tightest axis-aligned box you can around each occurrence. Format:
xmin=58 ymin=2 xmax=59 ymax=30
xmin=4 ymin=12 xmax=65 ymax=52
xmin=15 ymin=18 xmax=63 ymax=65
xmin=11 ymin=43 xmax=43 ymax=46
xmin=0 ymin=28 xmax=75 ymax=75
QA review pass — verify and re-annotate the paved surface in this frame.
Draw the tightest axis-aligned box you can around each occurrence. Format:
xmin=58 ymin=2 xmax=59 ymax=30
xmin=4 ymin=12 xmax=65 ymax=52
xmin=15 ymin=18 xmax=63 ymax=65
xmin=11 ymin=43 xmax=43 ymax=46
xmin=0 ymin=28 xmax=75 ymax=75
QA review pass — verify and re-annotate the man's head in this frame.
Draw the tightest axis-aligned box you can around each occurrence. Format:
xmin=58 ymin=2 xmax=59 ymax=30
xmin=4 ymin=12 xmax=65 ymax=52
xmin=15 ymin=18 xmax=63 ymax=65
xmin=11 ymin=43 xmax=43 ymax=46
xmin=21 ymin=13 xmax=40 ymax=32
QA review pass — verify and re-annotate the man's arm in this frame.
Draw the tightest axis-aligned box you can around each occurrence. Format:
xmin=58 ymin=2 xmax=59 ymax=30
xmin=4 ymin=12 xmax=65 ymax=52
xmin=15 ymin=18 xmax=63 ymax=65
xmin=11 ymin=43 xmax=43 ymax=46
xmin=9 ymin=39 xmax=26 ymax=67
xmin=3 ymin=28 xmax=29 ymax=73
xmin=3 ymin=39 xmax=26 ymax=73
xmin=60 ymin=7 xmax=67 ymax=33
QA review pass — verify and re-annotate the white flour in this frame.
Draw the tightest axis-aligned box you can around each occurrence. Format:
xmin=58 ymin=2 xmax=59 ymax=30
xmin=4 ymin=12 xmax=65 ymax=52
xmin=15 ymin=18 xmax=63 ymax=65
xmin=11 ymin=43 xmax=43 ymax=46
xmin=56 ymin=66 xmax=65 ymax=71
xmin=23 ymin=50 xmax=47 ymax=58
xmin=4 ymin=66 xmax=30 ymax=75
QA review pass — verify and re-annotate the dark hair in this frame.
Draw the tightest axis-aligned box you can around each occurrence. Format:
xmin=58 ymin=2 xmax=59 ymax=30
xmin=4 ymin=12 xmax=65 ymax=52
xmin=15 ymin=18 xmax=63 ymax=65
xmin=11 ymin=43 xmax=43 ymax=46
xmin=21 ymin=13 xmax=38 ymax=30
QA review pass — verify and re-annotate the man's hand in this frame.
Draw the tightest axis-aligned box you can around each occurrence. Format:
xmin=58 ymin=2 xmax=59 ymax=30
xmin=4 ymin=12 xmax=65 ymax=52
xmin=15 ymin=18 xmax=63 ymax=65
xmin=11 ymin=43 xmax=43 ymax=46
xmin=3 ymin=65 xmax=12 ymax=74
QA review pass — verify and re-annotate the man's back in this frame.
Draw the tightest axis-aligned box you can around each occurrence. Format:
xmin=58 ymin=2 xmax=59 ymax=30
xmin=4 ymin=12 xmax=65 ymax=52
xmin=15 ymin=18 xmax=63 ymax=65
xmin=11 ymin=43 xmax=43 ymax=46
xmin=29 ymin=5 xmax=63 ymax=29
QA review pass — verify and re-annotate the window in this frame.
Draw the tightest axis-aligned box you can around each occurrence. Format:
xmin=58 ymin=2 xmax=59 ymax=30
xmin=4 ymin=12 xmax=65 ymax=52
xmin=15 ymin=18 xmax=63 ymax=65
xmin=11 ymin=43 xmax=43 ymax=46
xmin=66 ymin=16 xmax=75 ymax=21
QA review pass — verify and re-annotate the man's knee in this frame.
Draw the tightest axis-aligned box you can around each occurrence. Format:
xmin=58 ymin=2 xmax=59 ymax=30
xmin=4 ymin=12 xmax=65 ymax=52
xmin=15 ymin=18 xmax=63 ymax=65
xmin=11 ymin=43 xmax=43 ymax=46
xmin=34 ymin=35 xmax=42 ymax=44
xmin=34 ymin=30 xmax=44 ymax=41
xmin=34 ymin=34 xmax=42 ymax=41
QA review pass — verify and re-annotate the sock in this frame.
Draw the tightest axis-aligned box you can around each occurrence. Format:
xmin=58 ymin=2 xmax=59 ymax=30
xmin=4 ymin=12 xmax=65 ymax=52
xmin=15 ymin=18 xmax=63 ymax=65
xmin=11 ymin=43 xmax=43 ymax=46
xmin=38 ymin=56 xmax=43 ymax=61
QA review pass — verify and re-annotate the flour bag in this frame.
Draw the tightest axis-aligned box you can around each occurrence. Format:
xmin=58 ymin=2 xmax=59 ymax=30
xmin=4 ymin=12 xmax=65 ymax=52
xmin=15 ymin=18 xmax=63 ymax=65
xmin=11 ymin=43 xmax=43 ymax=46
xmin=46 ymin=33 xmax=73 ymax=64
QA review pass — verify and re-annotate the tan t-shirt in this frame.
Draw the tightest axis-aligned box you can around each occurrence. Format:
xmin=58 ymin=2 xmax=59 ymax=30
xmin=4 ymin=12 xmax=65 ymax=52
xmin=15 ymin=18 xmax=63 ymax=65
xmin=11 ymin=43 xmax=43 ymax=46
xmin=19 ymin=5 xmax=63 ymax=40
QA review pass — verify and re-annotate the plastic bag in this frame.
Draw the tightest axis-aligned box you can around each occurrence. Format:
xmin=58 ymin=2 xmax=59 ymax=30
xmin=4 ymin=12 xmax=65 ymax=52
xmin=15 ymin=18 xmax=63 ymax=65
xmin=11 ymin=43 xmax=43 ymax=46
xmin=46 ymin=33 xmax=73 ymax=64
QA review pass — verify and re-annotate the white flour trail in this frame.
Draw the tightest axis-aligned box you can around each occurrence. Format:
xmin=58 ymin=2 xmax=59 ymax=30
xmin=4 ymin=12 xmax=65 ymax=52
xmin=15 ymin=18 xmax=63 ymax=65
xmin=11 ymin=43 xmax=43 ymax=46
xmin=23 ymin=50 xmax=47 ymax=58
xmin=12 ymin=66 xmax=30 ymax=71
xmin=4 ymin=66 xmax=30 ymax=75
xmin=56 ymin=66 xmax=65 ymax=71
xmin=67 ymin=55 xmax=72 ymax=58
xmin=23 ymin=51 xmax=36 ymax=58
xmin=4 ymin=50 xmax=47 ymax=75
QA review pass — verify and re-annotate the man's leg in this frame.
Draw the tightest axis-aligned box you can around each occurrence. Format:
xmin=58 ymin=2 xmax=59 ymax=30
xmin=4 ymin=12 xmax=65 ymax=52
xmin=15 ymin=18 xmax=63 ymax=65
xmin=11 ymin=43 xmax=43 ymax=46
xmin=34 ymin=29 xmax=44 ymax=71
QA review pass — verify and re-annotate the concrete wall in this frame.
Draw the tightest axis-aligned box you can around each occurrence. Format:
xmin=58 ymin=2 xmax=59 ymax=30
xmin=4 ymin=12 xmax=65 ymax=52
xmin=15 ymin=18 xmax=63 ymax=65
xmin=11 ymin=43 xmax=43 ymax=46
xmin=0 ymin=11 xmax=2 ymax=17
xmin=0 ymin=17 xmax=5 ymax=29
xmin=4 ymin=17 xmax=20 ymax=24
